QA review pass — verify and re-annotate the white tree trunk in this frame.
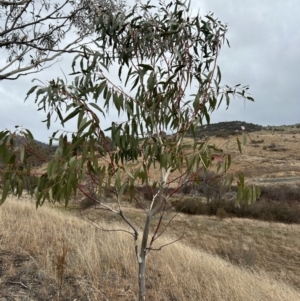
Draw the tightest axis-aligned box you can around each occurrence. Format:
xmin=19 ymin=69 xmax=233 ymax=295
xmin=137 ymin=212 xmax=152 ymax=301
xmin=138 ymin=256 xmax=146 ymax=301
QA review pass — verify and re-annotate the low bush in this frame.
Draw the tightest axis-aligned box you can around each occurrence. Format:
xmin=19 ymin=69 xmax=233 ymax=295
xmin=174 ymin=196 xmax=300 ymax=224
xmin=215 ymin=131 xmax=240 ymax=138
xmin=181 ymin=183 xmax=193 ymax=195
xmin=174 ymin=197 xmax=209 ymax=215
xmin=263 ymin=143 xmax=288 ymax=152
xmin=260 ymin=185 xmax=300 ymax=202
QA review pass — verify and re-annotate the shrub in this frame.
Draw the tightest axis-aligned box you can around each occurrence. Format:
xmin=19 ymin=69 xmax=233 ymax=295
xmin=193 ymin=170 xmax=229 ymax=203
xmin=174 ymin=197 xmax=208 ymax=215
xmin=260 ymin=185 xmax=300 ymax=202
xmin=174 ymin=198 xmax=234 ymax=217
xmin=181 ymin=183 xmax=193 ymax=195
xmin=175 ymin=190 xmax=300 ymax=224
xmin=263 ymin=143 xmax=288 ymax=152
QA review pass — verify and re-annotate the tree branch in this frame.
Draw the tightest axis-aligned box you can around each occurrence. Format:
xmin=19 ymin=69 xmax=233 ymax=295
xmin=86 ymin=216 xmax=135 ymax=237
xmin=0 ymin=0 xmax=30 ymax=5
xmin=0 ymin=36 xmax=85 ymax=80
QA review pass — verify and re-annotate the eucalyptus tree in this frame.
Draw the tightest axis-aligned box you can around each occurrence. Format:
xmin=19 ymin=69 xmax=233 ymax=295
xmin=0 ymin=0 xmax=125 ymax=80
xmin=0 ymin=0 xmax=260 ymax=300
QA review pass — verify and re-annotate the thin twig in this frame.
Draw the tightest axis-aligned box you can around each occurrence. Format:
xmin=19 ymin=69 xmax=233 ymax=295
xmin=146 ymin=229 xmax=186 ymax=252
xmin=86 ymin=216 xmax=135 ymax=237
xmin=6 ymin=281 xmax=29 ymax=289
xmin=153 ymin=211 xmax=181 ymax=243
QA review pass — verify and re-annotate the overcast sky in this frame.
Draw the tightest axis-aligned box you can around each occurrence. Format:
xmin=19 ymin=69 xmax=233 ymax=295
xmin=0 ymin=0 xmax=299 ymax=142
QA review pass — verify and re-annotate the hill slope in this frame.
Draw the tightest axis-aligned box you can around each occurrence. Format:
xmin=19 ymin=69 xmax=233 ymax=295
xmin=1 ymin=198 xmax=300 ymax=300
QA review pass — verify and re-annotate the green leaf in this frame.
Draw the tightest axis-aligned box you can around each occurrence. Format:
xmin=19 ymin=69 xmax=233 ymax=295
xmin=243 ymin=133 xmax=247 ymax=145
xmin=174 ymin=64 xmax=186 ymax=73
xmin=227 ymin=154 xmax=231 ymax=170
xmin=217 ymin=66 xmax=221 ymax=84
xmin=19 ymin=144 xmax=25 ymax=163
xmin=63 ymin=108 xmax=81 ymax=124
xmin=118 ymin=182 xmax=128 ymax=201
xmin=125 ymin=66 xmax=132 ymax=87
xmin=124 ymin=165 xmax=134 ymax=179
xmin=24 ymin=129 xmax=34 ymax=140
xmin=17 ymin=178 xmax=23 ymax=198
xmin=25 ymin=85 xmax=38 ymax=100
xmin=0 ymin=183 xmax=9 ymax=205
xmin=89 ymin=102 xmax=104 ymax=116
xmin=130 ymin=75 xmax=139 ymax=92
xmin=0 ymin=130 xmax=9 ymax=141
xmin=236 ymin=138 xmax=242 ymax=154
xmin=138 ymin=64 xmax=154 ymax=71
xmin=147 ymin=71 xmax=155 ymax=91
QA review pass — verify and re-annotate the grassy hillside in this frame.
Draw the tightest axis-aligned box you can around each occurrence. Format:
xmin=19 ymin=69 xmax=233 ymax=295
xmin=1 ymin=122 xmax=300 ymax=300
xmin=1 ymin=197 xmax=300 ymax=300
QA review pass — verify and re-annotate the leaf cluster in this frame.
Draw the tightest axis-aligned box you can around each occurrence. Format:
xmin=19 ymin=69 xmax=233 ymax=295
xmin=1 ymin=0 xmax=259 ymax=209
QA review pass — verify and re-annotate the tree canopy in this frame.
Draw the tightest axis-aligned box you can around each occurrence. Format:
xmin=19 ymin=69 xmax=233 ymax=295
xmin=0 ymin=0 xmax=260 ymax=300
xmin=0 ymin=0 xmax=125 ymax=80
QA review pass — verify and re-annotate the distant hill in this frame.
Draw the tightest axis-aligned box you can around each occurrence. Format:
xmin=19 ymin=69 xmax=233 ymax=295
xmin=192 ymin=121 xmax=263 ymax=139
xmin=190 ymin=121 xmax=300 ymax=139
xmin=1 ymin=121 xmax=299 ymax=167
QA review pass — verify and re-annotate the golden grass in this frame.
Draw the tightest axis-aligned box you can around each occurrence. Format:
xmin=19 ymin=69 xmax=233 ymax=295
xmin=83 ymin=199 xmax=300 ymax=289
xmin=1 ymin=196 xmax=300 ymax=300
xmin=31 ymin=127 xmax=300 ymax=191
xmin=219 ymin=129 xmax=300 ymax=180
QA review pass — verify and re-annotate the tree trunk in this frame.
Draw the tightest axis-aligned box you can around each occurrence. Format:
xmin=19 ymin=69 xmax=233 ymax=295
xmin=138 ymin=256 xmax=146 ymax=301
xmin=138 ymin=211 xmax=152 ymax=301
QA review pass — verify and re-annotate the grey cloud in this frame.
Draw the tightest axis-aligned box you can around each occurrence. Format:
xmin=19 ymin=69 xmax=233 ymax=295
xmin=197 ymin=0 xmax=300 ymax=125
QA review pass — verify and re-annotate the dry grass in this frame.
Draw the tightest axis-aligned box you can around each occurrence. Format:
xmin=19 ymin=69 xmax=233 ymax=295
xmin=31 ymin=127 xmax=300 ymax=191
xmin=1 ymin=196 xmax=300 ymax=300
xmin=1 ymin=126 xmax=300 ymax=300
xmin=218 ymin=128 xmax=300 ymax=181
